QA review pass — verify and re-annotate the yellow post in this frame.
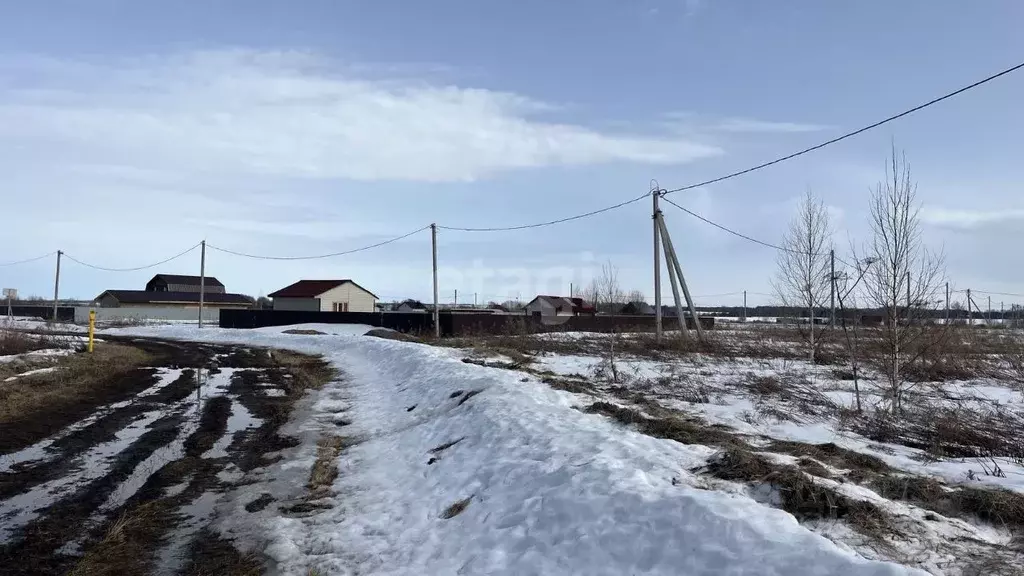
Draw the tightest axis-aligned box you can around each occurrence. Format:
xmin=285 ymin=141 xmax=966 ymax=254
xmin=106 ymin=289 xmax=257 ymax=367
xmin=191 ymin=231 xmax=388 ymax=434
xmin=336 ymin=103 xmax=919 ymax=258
xmin=88 ymin=310 xmax=95 ymax=353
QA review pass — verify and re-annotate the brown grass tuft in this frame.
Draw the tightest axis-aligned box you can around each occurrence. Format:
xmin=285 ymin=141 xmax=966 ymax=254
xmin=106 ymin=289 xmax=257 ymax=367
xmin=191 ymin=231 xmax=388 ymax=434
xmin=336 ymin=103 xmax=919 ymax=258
xmin=441 ymin=496 xmax=472 ymax=519
xmin=308 ymin=435 xmax=346 ymax=499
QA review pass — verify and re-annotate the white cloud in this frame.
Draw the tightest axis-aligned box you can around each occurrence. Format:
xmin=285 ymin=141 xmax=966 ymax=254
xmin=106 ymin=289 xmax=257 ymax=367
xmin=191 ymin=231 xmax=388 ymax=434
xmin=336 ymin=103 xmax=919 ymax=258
xmin=713 ymin=118 xmax=831 ymax=134
xmin=0 ymin=50 xmax=721 ymax=183
xmin=921 ymin=207 xmax=1024 ymax=229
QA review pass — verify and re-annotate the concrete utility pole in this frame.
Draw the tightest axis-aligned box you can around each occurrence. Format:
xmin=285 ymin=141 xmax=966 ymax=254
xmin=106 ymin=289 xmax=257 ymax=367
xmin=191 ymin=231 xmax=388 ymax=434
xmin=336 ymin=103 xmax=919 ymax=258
xmin=945 ymin=282 xmax=949 ymax=323
xmin=905 ymin=271 xmax=911 ymax=323
xmin=988 ymin=295 xmax=992 ymax=325
xmin=742 ymin=290 xmax=747 ymax=322
xmin=52 ymin=250 xmax=62 ymax=321
xmin=657 ymin=214 xmax=686 ymax=336
xmin=967 ymin=288 xmax=972 ymax=324
xmin=431 ymin=223 xmax=439 ymax=338
xmin=454 ymin=289 xmax=458 ymax=307
xmin=198 ymin=240 xmax=206 ymax=328
xmin=829 ymin=249 xmax=836 ymax=327
xmin=657 ymin=214 xmax=704 ymax=341
xmin=653 ymin=190 xmax=662 ymax=342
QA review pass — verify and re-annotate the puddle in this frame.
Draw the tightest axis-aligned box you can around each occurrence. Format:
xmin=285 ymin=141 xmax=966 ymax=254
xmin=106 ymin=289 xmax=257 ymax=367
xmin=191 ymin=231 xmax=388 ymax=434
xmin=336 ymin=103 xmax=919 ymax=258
xmin=202 ymin=399 xmax=261 ymax=460
xmin=0 ymin=369 xmax=184 ymax=473
xmin=164 ymin=478 xmax=191 ymax=498
xmin=153 ymin=491 xmax=221 ymax=575
xmin=0 ymin=408 xmax=167 ymax=542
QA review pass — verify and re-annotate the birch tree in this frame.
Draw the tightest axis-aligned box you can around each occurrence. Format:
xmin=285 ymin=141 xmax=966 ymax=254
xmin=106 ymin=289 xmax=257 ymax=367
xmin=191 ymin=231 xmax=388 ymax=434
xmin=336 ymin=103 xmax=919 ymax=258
xmin=862 ymin=147 xmax=945 ymax=414
xmin=771 ymin=190 xmax=833 ymax=362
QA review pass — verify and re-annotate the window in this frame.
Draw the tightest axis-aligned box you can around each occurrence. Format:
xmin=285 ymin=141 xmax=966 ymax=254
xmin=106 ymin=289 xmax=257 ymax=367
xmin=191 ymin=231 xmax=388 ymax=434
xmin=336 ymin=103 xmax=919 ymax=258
xmin=333 ymin=302 xmax=349 ymax=312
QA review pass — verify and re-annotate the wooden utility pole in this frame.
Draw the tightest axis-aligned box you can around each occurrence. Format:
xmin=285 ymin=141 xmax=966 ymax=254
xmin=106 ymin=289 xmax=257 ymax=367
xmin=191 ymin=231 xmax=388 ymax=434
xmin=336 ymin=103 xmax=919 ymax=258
xmin=653 ymin=190 xmax=662 ymax=342
xmin=198 ymin=240 xmax=206 ymax=328
xmin=52 ymin=251 xmax=62 ymax=321
xmin=431 ymin=224 xmax=439 ymax=338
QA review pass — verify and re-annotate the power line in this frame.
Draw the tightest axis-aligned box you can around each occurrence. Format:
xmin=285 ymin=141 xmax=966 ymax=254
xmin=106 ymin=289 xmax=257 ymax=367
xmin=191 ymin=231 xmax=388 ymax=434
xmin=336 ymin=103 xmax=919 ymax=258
xmin=438 ymin=192 xmax=650 ymax=232
xmin=660 ymin=195 xmax=810 ymax=255
xmin=63 ymin=243 xmax=201 ymax=272
xmin=0 ymin=251 xmax=57 ymax=267
xmin=970 ymin=289 xmax=1024 ymax=298
xmin=207 ymin=225 xmax=430 ymax=260
xmin=663 ymin=59 xmax=1024 ymax=195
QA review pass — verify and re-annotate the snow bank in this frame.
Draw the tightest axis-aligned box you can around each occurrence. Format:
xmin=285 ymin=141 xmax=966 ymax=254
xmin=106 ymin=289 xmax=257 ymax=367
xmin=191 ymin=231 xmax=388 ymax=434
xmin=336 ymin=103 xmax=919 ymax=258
xmin=108 ymin=324 xmax=921 ymax=575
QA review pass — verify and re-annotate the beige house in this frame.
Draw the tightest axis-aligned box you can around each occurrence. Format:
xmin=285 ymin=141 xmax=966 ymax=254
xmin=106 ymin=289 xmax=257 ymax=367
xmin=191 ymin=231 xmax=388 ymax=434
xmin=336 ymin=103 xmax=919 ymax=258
xmin=269 ymin=279 xmax=377 ymax=313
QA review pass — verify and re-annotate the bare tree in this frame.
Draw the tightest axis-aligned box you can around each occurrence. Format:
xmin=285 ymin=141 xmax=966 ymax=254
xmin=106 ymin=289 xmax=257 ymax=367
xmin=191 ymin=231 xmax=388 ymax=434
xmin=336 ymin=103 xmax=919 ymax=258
xmin=584 ymin=261 xmax=625 ymax=313
xmin=771 ymin=189 xmax=833 ymax=361
xmin=626 ymin=290 xmax=646 ymax=305
xmin=861 ymin=147 xmax=946 ymax=414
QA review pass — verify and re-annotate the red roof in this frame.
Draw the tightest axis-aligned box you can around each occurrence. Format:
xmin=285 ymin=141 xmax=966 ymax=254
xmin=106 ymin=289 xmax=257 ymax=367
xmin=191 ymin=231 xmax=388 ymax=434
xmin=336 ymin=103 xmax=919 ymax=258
xmin=268 ymin=280 xmax=378 ymax=299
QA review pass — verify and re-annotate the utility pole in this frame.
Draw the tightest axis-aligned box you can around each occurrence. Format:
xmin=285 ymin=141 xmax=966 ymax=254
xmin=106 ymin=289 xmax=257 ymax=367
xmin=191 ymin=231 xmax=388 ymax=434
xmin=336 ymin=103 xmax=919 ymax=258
xmin=988 ymin=295 xmax=992 ymax=326
xmin=656 ymin=214 xmax=703 ymax=341
xmin=570 ymin=282 xmax=573 ymax=298
xmin=945 ymin=282 xmax=949 ymax=323
xmin=474 ymin=293 xmax=478 ymax=308
xmin=454 ymin=289 xmax=458 ymax=307
xmin=1001 ymin=301 xmax=1004 ymax=325
xmin=653 ymin=190 xmax=662 ymax=342
xmin=905 ymin=271 xmax=911 ymax=323
xmin=742 ymin=290 xmax=747 ymax=322
xmin=829 ymin=249 xmax=836 ymax=327
xmin=52 ymin=250 xmax=62 ymax=321
xmin=198 ymin=240 xmax=206 ymax=328
xmin=967 ymin=288 xmax=972 ymax=325
xmin=808 ymin=283 xmax=814 ymax=365
xmin=431 ymin=223 xmax=439 ymax=338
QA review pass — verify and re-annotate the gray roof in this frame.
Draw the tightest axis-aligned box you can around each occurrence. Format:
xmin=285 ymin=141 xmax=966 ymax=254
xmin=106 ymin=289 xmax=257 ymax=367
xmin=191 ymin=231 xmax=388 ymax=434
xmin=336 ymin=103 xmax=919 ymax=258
xmin=528 ymin=295 xmax=575 ymax=310
xmin=148 ymin=274 xmax=225 ymax=288
xmin=98 ymin=290 xmax=252 ymax=305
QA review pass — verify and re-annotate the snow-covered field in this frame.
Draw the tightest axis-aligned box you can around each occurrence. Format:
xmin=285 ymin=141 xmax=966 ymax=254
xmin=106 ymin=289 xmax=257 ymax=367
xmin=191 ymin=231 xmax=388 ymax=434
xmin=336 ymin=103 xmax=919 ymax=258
xmin=94 ymin=323 xmax=1024 ymax=575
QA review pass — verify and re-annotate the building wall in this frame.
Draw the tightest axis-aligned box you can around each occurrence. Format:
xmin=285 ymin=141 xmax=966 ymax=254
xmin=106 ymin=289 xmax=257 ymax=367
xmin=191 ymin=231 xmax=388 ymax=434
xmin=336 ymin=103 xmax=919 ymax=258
xmin=272 ymin=297 xmax=321 ymax=312
xmin=98 ymin=293 xmax=121 ymax=308
xmin=524 ymin=299 xmax=573 ymax=316
xmin=74 ymin=306 xmax=223 ymax=324
xmin=316 ymin=282 xmax=376 ymax=313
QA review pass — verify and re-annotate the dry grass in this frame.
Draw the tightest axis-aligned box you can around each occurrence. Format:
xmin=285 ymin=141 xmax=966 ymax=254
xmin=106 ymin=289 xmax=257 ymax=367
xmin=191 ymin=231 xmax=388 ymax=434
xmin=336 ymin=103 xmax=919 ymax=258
xmin=281 ymin=328 xmax=328 ymax=335
xmin=706 ymin=447 xmax=897 ymax=542
xmin=271 ymin=350 xmax=336 ymax=392
xmin=873 ymin=475 xmax=1024 ymax=532
xmin=308 ymin=434 xmax=346 ymax=500
xmin=441 ymin=496 xmax=472 ymax=519
xmin=0 ymin=342 xmax=150 ymax=426
xmin=68 ymin=501 xmax=171 ymax=576
xmin=584 ymin=401 xmax=745 ymax=449
xmin=0 ymin=328 xmax=54 ymax=356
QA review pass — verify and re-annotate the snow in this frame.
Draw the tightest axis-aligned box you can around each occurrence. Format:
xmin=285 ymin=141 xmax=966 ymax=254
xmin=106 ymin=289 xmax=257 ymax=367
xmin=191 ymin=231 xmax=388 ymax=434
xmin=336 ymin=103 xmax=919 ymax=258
xmin=0 ymin=348 xmax=75 ymax=364
xmin=106 ymin=323 xmax=921 ymax=575
xmin=3 ymin=366 xmax=56 ymax=381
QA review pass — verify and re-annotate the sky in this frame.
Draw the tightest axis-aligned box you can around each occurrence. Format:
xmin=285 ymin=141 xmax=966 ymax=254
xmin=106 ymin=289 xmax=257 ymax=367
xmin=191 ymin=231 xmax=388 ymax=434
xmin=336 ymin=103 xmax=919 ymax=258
xmin=0 ymin=1 xmax=1022 ymax=309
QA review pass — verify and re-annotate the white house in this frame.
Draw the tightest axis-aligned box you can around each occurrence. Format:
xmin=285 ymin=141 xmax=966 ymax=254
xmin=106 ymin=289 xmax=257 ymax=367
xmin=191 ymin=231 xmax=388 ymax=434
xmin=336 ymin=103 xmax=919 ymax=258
xmin=268 ymin=279 xmax=378 ymax=313
xmin=523 ymin=295 xmax=577 ymax=317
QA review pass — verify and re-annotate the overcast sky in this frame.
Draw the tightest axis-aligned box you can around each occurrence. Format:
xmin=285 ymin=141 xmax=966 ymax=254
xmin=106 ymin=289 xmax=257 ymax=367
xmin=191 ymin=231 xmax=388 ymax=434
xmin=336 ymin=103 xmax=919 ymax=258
xmin=1 ymin=1 xmax=1022 ymax=308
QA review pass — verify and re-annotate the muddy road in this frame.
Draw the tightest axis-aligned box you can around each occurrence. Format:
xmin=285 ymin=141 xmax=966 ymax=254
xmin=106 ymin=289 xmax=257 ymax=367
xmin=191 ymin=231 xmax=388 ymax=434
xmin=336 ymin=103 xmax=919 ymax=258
xmin=0 ymin=336 xmax=334 ymax=575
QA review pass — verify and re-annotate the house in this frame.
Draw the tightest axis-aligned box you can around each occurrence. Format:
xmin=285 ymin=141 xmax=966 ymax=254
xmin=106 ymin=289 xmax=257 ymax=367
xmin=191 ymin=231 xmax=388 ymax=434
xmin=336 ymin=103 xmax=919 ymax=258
xmin=145 ymin=274 xmax=224 ymax=294
xmin=268 ymin=279 xmax=377 ymax=313
xmin=96 ymin=290 xmax=253 ymax=309
xmin=395 ymin=299 xmax=428 ymax=312
xmin=95 ymin=273 xmax=252 ymax=309
xmin=524 ymin=295 xmax=595 ymax=317
xmin=620 ymin=301 xmax=654 ymax=315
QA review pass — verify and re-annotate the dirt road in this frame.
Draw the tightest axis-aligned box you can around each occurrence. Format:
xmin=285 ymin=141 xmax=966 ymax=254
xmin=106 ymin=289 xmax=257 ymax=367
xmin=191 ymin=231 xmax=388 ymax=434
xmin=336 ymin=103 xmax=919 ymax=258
xmin=0 ymin=336 xmax=333 ymax=575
